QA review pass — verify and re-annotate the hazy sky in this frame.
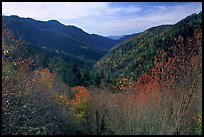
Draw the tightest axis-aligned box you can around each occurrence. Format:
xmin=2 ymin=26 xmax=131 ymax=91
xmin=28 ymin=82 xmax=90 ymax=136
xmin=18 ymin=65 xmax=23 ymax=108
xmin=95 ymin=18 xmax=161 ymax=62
xmin=2 ymin=2 xmax=202 ymax=36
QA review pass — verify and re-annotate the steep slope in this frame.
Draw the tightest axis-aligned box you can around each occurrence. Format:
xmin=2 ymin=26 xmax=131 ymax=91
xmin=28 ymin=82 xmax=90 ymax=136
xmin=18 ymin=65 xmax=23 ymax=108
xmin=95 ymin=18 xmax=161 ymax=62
xmin=2 ymin=15 xmax=118 ymax=66
xmin=95 ymin=12 xmax=202 ymax=84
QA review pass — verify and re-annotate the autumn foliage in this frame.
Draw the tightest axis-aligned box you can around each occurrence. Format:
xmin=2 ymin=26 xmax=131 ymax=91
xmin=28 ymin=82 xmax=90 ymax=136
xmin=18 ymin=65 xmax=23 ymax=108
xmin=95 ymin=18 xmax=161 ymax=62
xmin=32 ymin=68 xmax=56 ymax=90
xmin=69 ymin=86 xmax=93 ymax=122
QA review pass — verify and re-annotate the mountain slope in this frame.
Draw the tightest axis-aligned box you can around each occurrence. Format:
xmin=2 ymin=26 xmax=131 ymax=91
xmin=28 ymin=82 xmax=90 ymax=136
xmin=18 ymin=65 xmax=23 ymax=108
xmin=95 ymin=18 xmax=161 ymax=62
xmin=94 ymin=12 xmax=202 ymax=84
xmin=2 ymin=15 xmax=119 ymax=66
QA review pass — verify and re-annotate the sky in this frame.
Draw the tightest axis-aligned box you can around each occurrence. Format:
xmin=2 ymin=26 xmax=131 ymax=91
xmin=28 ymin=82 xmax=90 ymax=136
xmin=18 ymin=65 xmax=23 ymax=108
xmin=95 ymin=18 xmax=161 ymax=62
xmin=2 ymin=2 xmax=202 ymax=36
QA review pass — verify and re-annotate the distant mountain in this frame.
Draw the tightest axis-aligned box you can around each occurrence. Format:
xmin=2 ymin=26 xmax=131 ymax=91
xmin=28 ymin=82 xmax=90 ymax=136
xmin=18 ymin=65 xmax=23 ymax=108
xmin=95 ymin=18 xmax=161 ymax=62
xmin=108 ymin=33 xmax=140 ymax=42
xmin=118 ymin=33 xmax=140 ymax=42
xmin=108 ymin=35 xmax=124 ymax=40
xmin=95 ymin=12 xmax=202 ymax=84
xmin=2 ymin=15 xmax=119 ymax=66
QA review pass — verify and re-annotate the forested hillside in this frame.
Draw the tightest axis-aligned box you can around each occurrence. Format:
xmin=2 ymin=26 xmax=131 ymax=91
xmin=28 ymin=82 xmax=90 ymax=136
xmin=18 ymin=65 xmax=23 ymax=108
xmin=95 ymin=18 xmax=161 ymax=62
xmin=2 ymin=15 xmax=119 ymax=67
xmin=95 ymin=12 xmax=202 ymax=85
xmin=93 ymin=12 xmax=202 ymax=135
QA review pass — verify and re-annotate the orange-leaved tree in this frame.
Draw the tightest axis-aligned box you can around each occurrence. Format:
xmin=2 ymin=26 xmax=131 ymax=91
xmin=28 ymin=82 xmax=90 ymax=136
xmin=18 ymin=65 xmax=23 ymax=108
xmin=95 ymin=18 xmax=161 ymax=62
xmin=69 ymin=86 xmax=93 ymax=122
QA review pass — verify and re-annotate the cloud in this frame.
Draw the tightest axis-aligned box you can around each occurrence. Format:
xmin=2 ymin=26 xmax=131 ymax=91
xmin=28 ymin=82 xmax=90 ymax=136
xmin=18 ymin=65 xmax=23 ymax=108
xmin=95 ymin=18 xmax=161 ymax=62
xmin=67 ymin=2 xmax=202 ymax=36
xmin=2 ymin=2 xmax=202 ymax=36
xmin=2 ymin=2 xmax=107 ymax=20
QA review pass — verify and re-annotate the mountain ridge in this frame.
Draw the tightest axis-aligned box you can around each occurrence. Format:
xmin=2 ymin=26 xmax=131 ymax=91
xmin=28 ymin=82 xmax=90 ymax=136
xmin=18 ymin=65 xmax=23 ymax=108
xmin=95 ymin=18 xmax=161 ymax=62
xmin=2 ymin=15 xmax=120 ymax=67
